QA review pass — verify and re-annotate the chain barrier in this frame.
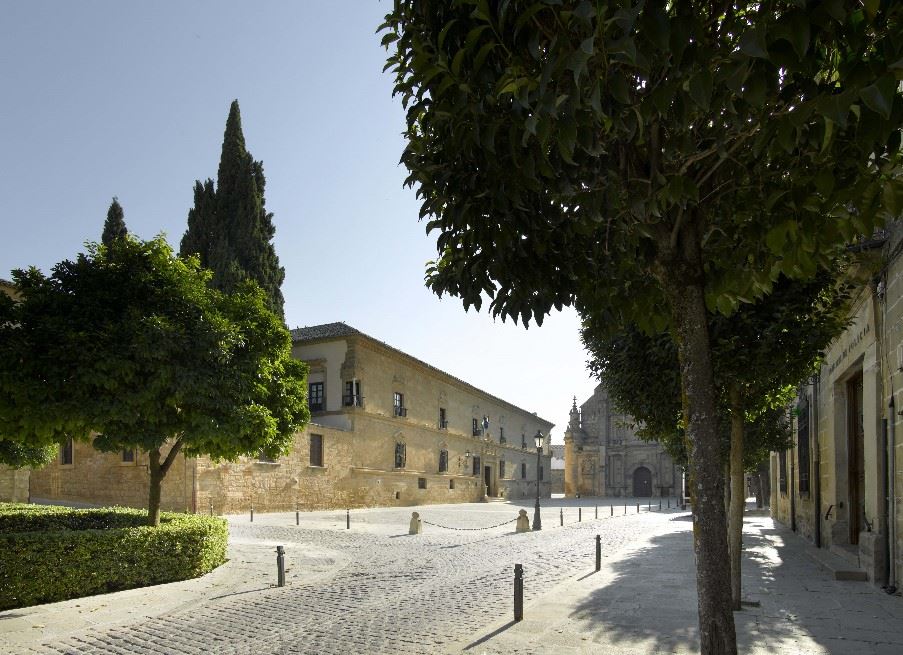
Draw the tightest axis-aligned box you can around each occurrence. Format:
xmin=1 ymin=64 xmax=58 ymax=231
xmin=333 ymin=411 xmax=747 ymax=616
xmin=421 ymin=517 xmax=518 ymax=531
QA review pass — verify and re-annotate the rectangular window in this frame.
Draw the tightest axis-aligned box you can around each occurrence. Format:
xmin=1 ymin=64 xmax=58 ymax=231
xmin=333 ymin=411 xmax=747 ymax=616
xmin=418 ymin=477 xmax=427 ymax=489
xmin=310 ymin=434 xmax=324 ymax=467
xmin=521 ymin=462 xmax=527 ymax=479
xmin=797 ymin=396 xmax=810 ymax=495
xmin=472 ymin=418 xmax=481 ymax=437
xmin=309 ymin=382 xmax=324 ymax=412
xmin=472 ymin=456 xmax=481 ymax=476
xmin=394 ymin=392 xmax=407 ymax=417
xmin=779 ymin=450 xmax=788 ymax=493
xmin=439 ymin=449 xmax=448 ymax=473
xmin=395 ymin=442 xmax=406 ymax=469
xmin=500 ymin=460 xmax=506 ymax=479
xmin=343 ymin=380 xmax=362 ymax=407
xmin=521 ymin=433 xmax=526 ymax=449
xmin=439 ymin=407 xmax=447 ymax=429
xmin=499 ymin=427 xmax=505 ymax=444
xmin=449 ymin=479 xmax=455 ymax=490
xmin=61 ymin=438 xmax=73 ymax=465
xmin=122 ymin=449 xmax=134 ymax=463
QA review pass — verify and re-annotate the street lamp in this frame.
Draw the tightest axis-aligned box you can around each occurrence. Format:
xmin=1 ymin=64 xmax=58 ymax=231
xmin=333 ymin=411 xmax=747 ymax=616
xmin=532 ymin=430 xmax=543 ymax=531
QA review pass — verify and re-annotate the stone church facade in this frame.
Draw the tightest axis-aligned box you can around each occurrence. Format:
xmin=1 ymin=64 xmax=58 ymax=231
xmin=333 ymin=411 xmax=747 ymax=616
xmin=21 ymin=322 xmax=554 ymax=513
xmin=564 ymin=385 xmax=677 ymax=498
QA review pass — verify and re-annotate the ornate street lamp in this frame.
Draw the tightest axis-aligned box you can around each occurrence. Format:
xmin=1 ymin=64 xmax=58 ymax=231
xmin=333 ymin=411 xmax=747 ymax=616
xmin=532 ymin=430 xmax=543 ymax=531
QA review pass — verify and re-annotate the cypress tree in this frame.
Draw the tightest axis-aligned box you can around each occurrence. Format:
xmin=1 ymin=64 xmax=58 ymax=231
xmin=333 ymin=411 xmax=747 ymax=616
xmin=180 ymin=101 xmax=285 ymax=319
xmin=101 ymin=197 xmax=128 ymax=246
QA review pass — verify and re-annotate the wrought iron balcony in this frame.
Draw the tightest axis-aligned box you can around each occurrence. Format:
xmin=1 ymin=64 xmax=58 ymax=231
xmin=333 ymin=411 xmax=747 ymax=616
xmin=439 ymin=420 xmax=449 ymax=429
xmin=394 ymin=406 xmax=408 ymax=417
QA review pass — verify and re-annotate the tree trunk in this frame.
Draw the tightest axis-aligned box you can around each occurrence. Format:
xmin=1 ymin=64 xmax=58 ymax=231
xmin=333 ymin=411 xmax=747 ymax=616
xmin=146 ymin=439 xmax=184 ymax=527
xmin=657 ymin=225 xmax=737 ymax=655
xmin=728 ymin=387 xmax=745 ymax=611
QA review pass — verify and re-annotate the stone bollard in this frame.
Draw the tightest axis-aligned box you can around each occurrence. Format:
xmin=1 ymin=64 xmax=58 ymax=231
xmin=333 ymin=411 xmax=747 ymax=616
xmin=409 ymin=511 xmax=422 ymax=535
xmin=516 ymin=509 xmax=531 ymax=533
xmin=276 ymin=545 xmax=285 ymax=587
xmin=514 ymin=564 xmax=524 ymax=622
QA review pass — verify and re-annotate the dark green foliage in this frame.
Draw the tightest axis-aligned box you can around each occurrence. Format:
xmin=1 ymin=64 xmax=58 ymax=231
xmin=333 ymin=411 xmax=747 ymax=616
xmin=101 ymin=197 xmax=128 ymax=246
xmin=0 ymin=438 xmax=57 ymax=468
xmin=181 ymin=101 xmax=285 ymax=319
xmin=0 ymin=237 xmax=309 ymax=525
xmin=0 ymin=504 xmax=227 ymax=610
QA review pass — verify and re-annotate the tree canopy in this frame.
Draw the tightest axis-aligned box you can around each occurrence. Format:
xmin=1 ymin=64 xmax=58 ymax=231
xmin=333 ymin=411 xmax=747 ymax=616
xmin=0 ymin=237 xmax=308 ymax=524
xmin=382 ymin=2 xmax=901 ymax=651
xmin=101 ymin=197 xmax=128 ymax=246
xmin=181 ymin=100 xmax=286 ymax=319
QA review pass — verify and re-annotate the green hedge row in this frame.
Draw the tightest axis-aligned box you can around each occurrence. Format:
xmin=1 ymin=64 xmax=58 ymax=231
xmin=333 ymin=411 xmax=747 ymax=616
xmin=0 ymin=503 xmax=228 ymax=611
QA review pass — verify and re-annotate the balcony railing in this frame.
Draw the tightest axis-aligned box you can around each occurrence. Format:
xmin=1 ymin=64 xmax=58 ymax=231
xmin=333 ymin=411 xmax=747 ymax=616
xmin=342 ymin=395 xmax=364 ymax=407
xmin=394 ymin=406 xmax=408 ymax=417
xmin=439 ymin=420 xmax=449 ymax=429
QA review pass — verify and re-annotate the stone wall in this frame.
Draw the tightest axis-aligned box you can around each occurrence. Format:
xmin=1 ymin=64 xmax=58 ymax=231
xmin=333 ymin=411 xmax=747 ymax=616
xmin=0 ymin=465 xmax=30 ymax=502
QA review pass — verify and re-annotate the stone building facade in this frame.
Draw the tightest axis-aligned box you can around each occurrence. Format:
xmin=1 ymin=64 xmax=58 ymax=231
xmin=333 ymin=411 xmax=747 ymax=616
xmin=771 ymin=225 xmax=903 ymax=589
xmin=27 ymin=322 xmax=554 ymax=513
xmin=564 ymin=386 xmax=677 ymax=498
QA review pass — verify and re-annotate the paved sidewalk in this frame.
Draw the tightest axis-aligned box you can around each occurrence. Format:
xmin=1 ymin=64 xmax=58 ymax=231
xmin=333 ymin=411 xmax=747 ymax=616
xmin=459 ymin=511 xmax=903 ymax=655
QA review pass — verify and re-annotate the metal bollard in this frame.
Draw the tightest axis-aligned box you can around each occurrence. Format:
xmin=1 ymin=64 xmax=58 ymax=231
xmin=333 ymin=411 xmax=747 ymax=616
xmin=659 ymin=499 xmax=662 ymax=510
xmin=595 ymin=534 xmax=601 ymax=572
xmin=560 ymin=508 xmax=564 ymax=526
xmin=579 ymin=507 xmax=582 ymax=522
xmin=595 ymin=505 xmax=598 ymax=519
xmin=637 ymin=503 xmax=640 ymax=513
xmin=514 ymin=564 xmax=524 ymax=622
xmin=296 ymin=505 xmax=300 ymax=526
xmin=346 ymin=509 xmax=350 ymax=530
xmin=251 ymin=506 xmax=254 ymax=522
xmin=276 ymin=545 xmax=285 ymax=587
xmin=668 ymin=498 xmax=671 ymax=509
xmin=610 ymin=505 xmax=614 ymax=517
xmin=648 ymin=501 xmax=652 ymax=511
xmin=624 ymin=503 xmax=627 ymax=515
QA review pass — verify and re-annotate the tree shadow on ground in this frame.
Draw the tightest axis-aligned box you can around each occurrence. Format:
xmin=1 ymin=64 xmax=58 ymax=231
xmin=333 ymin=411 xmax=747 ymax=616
xmin=569 ymin=514 xmax=903 ymax=654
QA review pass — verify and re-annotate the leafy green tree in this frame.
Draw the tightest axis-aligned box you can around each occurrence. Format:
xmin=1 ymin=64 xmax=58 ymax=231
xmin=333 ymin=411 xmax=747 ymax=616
xmin=101 ymin=197 xmax=128 ymax=246
xmin=0 ymin=438 xmax=57 ymax=468
xmin=0 ymin=237 xmax=308 ymax=525
xmin=181 ymin=100 xmax=286 ymax=319
xmin=583 ymin=272 xmax=850 ymax=609
xmin=381 ymin=2 xmax=901 ymax=650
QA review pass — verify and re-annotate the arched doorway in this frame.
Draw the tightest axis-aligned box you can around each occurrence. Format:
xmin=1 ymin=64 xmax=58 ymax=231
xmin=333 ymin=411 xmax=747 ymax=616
xmin=633 ymin=466 xmax=652 ymax=497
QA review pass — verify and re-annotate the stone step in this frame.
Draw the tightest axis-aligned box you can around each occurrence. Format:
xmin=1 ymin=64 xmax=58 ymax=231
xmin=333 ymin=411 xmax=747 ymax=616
xmin=807 ymin=546 xmax=868 ymax=581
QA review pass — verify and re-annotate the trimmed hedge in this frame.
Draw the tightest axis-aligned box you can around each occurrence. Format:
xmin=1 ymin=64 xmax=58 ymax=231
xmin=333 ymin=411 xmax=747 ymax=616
xmin=0 ymin=503 xmax=227 ymax=610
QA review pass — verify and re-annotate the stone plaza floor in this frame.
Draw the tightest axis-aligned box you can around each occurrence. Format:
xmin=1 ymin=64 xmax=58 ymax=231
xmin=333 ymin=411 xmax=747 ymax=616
xmin=2 ymin=498 xmax=902 ymax=654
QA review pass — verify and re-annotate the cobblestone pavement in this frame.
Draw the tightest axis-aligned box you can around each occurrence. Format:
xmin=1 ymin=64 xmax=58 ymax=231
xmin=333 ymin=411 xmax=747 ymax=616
xmin=14 ymin=499 xmax=670 ymax=655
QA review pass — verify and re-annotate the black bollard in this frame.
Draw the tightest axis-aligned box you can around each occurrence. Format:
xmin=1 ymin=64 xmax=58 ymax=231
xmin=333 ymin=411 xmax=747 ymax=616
xmin=579 ymin=507 xmax=582 ymax=522
xmin=346 ymin=509 xmax=350 ymax=530
xmin=595 ymin=505 xmax=598 ymax=519
xmin=276 ymin=545 xmax=285 ymax=587
xmin=648 ymin=501 xmax=652 ymax=511
xmin=624 ymin=503 xmax=627 ymax=515
xmin=610 ymin=505 xmax=614 ymax=517
xmin=595 ymin=534 xmax=601 ymax=572
xmin=251 ymin=506 xmax=254 ymax=522
xmin=668 ymin=498 xmax=671 ymax=509
xmin=637 ymin=503 xmax=640 ymax=513
xmin=560 ymin=507 xmax=564 ymax=526
xmin=296 ymin=505 xmax=300 ymax=526
xmin=514 ymin=564 xmax=524 ymax=622
xmin=659 ymin=499 xmax=662 ymax=510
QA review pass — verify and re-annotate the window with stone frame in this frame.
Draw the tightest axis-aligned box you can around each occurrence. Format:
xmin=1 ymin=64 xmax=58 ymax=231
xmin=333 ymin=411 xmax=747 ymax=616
xmin=500 ymin=460 xmax=506 ymax=479
xmin=60 ymin=438 xmax=73 ymax=466
xmin=472 ymin=417 xmax=481 ymax=436
xmin=121 ymin=448 xmax=135 ymax=463
xmin=499 ymin=427 xmax=505 ymax=444
xmin=395 ymin=442 xmax=406 ymax=469
xmin=439 ymin=407 xmax=448 ymax=429
xmin=797 ymin=396 xmax=810 ymax=495
xmin=310 ymin=434 xmax=324 ymax=467
xmin=472 ymin=455 xmax=481 ymax=476
xmin=309 ymin=382 xmax=324 ymax=412
xmin=521 ymin=462 xmax=527 ymax=479
xmin=439 ymin=449 xmax=448 ymax=473
xmin=418 ymin=477 xmax=427 ymax=489
xmin=778 ymin=450 xmax=788 ymax=493
xmin=394 ymin=392 xmax=406 ymax=417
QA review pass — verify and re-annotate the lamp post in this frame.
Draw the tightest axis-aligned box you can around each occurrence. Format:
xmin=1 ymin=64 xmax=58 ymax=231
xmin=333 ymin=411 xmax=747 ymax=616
xmin=532 ymin=430 xmax=543 ymax=531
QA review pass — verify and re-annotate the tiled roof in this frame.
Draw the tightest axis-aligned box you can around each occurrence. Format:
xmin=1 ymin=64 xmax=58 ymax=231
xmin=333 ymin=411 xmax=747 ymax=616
xmin=290 ymin=322 xmax=360 ymax=341
xmin=291 ymin=321 xmax=555 ymax=429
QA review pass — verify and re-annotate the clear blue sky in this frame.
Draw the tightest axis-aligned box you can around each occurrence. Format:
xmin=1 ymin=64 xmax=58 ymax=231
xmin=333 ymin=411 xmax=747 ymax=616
xmin=0 ymin=1 xmax=597 ymax=440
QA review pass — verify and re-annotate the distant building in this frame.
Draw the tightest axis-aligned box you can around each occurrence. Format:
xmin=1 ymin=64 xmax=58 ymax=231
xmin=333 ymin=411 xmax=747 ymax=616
xmin=28 ymin=322 xmax=554 ymax=512
xmin=549 ymin=444 xmax=565 ymax=494
xmin=563 ymin=386 xmax=677 ymax=498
